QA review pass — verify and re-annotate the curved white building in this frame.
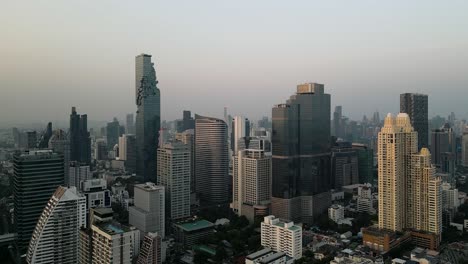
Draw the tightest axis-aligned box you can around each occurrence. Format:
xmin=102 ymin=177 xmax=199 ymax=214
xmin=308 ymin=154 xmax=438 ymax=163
xmin=26 ymin=186 xmax=86 ymax=264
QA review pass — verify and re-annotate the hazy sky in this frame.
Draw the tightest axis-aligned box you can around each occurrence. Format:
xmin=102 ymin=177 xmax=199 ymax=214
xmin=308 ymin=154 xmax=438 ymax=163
xmin=1 ymin=1 xmax=468 ymax=127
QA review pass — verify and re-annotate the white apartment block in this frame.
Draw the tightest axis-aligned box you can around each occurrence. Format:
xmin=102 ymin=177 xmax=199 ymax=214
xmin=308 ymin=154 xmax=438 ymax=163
xmin=261 ymin=215 xmax=302 ymax=260
xmin=232 ymin=149 xmax=271 ymax=222
xmin=328 ymin=204 xmax=345 ymax=223
xmin=129 ymin=183 xmax=165 ymax=238
xmin=442 ymin=182 xmax=460 ymax=211
xmin=157 ymin=142 xmax=191 ymax=220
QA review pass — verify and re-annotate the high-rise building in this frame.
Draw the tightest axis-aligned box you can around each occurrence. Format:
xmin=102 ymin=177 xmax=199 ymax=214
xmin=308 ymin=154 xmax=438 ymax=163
xmin=177 ymin=110 xmax=195 ymax=133
xmin=49 ymin=129 xmax=70 ymax=185
xmin=135 ymin=54 xmax=161 ymax=182
xmin=69 ymin=161 xmax=91 ymax=188
xmin=365 ymin=113 xmax=442 ymax=251
xmin=126 ymin=113 xmax=135 ymax=134
xmin=331 ymin=142 xmax=359 ymax=189
xmin=26 ymin=186 xmax=86 ymax=264
xmin=129 ymin=183 xmax=165 ymax=238
xmin=80 ymin=179 xmax=111 ymax=224
xmin=261 ymin=215 xmax=302 ymax=260
xmin=400 ymin=93 xmax=429 ymax=149
xmin=462 ymin=132 xmax=468 ymax=167
xmin=157 ymin=142 xmax=191 ymax=221
xmin=232 ymin=149 xmax=271 ymax=223
xmin=231 ymin=116 xmax=250 ymax=154
xmin=37 ymin=122 xmax=53 ymax=149
xmin=69 ymin=107 xmax=91 ymax=165
xmin=195 ymin=115 xmax=229 ymax=206
xmin=119 ymin=134 xmax=137 ymax=173
xmin=175 ymin=130 xmax=195 ymax=194
xmin=107 ymin=118 xmax=121 ymax=151
xmin=431 ymin=123 xmax=456 ymax=176
xmin=91 ymin=220 xmax=140 ymax=264
xmin=271 ymin=83 xmax=331 ymax=223
xmin=13 ymin=150 xmax=65 ymax=254
xmin=26 ymin=131 xmax=37 ymax=149
xmin=378 ymin=113 xmax=417 ymax=232
xmin=352 ymin=143 xmax=374 ymax=184
xmin=333 ymin=106 xmax=344 ymax=138
xmin=94 ymin=139 xmax=107 ymax=160
xmin=137 ymin=232 xmax=162 ymax=264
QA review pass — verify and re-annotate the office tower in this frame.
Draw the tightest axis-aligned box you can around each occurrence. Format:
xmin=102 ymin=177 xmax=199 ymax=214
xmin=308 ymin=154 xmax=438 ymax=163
xmin=94 ymin=139 xmax=107 ymax=160
xmin=378 ymin=113 xmax=417 ymax=232
xmin=462 ymin=132 xmax=468 ymax=167
xmin=13 ymin=150 xmax=65 ymax=254
xmin=26 ymin=186 xmax=86 ymax=264
xmin=106 ymin=118 xmax=120 ymax=150
xmin=258 ymin=116 xmax=271 ymax=129
xmin=175 ymin=130 xmax=195 ymax=194
xmin=407 ymin=148 xmax=442 ymax=245
xmin=232 ymin=149 xmax=271 ymax=222
xmin=49 ymin=129 xmax=71 ymax=185
xmin=352 ymin=143 xmax=374 ymax=184
xmin=237 ymin=136 xmax=272 ymax=154
xmin=12 ymin=127 xmax=20 ymax=148
xmin=177 ymin=110 xmax=195 ymax=133
xmin=126 ymin=113 xmax=135 ymax=134
xmin=331 ymin=142 xmax=359 ymax=189
xmin=129 ymin=183 xmax=165 ymax=238
xmin=441 ymin=182 xmax=459 ymax=213
xmin=431 ymin=123 xmax=456 ymax=176
xmin=231 ymin=116 xmax=250 ymax=154
xmin=157 ymin=142 xmax=191 ymax=221
xmin=271 ymin=83 xmax=331 ymax=223
xmin=37 ymin=122 xmax=53 ymax=148
xmin=372 ymin=111 xmax=380 ymax=125
xmin=135 ymin=54 xmax=161 ymax=181
xmin=333 ymin=106 xmax=344 ymax=138
xmin=137 ymin=232 xmax=162 ymax=264
xmin=195 ymin=115 xmax=229 ymax=206
xmin=69 ymin=161 xmax=91 ymax=187
xmin=26 ymin=131 xmax=37 ymax=149
xmin=119 ymin=134 xmax=137 ymax=173
xmin=357 ymin=185 xmax=374 ymax=214
xmin=69 ymin=107 xmax=91 ymax=165
xmin=400 ymin=93 xmax=429 ymax=149
xmin=261 ymin=216 xmax=302 ymax=260
xmin=91 ymin=220 xmax=140 ymax=264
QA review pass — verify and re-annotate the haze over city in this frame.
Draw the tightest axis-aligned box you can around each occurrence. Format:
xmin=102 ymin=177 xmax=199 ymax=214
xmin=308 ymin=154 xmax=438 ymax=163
xmin=1 ymin=1 xmax=468 ymax=127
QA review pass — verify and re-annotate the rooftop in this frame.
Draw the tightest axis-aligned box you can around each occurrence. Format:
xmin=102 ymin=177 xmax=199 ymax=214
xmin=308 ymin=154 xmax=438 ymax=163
xmin=246 ymin=248 xmax=273 ymax=260
xmin=176 ymin=219 xmax=214 ymax=232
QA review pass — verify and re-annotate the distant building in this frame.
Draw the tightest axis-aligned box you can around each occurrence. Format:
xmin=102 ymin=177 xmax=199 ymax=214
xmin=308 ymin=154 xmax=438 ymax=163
xmin=14 ymin=150 xmax=65 ymax=254
xmin=352 ymin=143 xmax=374 ymax=184
xmin=400 ymin=93 xmax=428 ymax=149
xmin=231 ymin=116 xmax=250 ymax=154
xmin=175 ymin=130 xmax=195 ymax=194
xmin=118 ymin=134 xmax=137 ymax=173
xmin=69 ymin=161 xmax=91 ymax=188
xmin=129 ymin=183 xmax=165 ymax=238
xmin=94 ymin=139 xmax=107 ymax=160
xmin=462 ymin=132 xmax=468 ymax=167
xmin=261 ymin=215 xmax=302 ymax=260
xmin=107 ymin=118 xmax=121 ymax=151
xmin=126 ymin=113 xmax=135 ymax=134
xmin=157 ymin=142 xmax=191 ymax=221
xmin=431 ymin=124 xmax=456 ymax=177
xmin=69 ymin=107 xmax=91 ymax=165
xmin=231 ymin=149 xmax=271 ymax=223
xmin=331 ymin=142 xmax=359 ymax=189
xmin=49 ymin=129 xmax=71 ymax=184
xmin=26 ymin=186 xmax=86 ymax=264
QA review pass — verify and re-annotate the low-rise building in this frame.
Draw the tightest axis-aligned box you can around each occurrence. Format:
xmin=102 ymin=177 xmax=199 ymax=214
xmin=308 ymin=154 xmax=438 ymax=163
xmin=245 ymin=248 xmax=294 ymax=264
xmin=174 ymin=219 xmax=214 ymax=248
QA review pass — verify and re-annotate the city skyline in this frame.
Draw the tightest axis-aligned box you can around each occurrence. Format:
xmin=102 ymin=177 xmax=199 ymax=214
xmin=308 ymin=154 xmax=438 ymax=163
xmin=2 ymin=1 xmax=468 ymax=126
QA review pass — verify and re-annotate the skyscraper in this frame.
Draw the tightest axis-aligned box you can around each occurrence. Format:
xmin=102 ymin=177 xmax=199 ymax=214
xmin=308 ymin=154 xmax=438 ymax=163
xmin=400 ymin=93 xmax=429 ymax=149
xmin=461 ymin=131 xmax=468 ymax=167
xmin=37 ymin=122 xmax=53 ymax=149
xmin=331 ymin=142 xmax=359 ymax=189
xmin=157 ymin=142 xmax=191 ymax=221
xmin=26 ymin=186 xmax=86 ymax=264
xmin=135 ymin=54 xmax=161 ymax=181
xmin=271 ymin=83 xmax=331 ymax=223
xmin=49 ymin=129 xmax=70 ymax=184
xmin=126 ymin=113 xmax=135 ymax=134
xmin=107 ymin=118 xmax=120 ymax=150
xmin=129 ymin=183 xmax=165 ymax=238
xmin=175 ymin=130 xmax=195 ymax=194
xmin=68 ymin=161 xmax=91 ymax=188
xmin=333 ymin=106 xmax=343 ymax=138
xmin=69 ymin=107 xmax=91 ymax=165
xmin=119 ymin=134 xmax=137 ymax=173
xmin=232 ymin=149 xmax=271 ymax=222
xmin=195 ymin=115 xmax=229 ymax=206
xmin=231 ymin=116 xmax=250 ymax=154
xmin=13 ymin=150 xmax=65 ymax=254
xmin=430 ymin=123 xmax=456 ymax=176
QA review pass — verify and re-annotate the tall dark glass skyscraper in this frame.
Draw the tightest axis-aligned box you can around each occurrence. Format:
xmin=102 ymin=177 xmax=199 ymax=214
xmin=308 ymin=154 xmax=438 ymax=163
xmin=106 ymin=118 xmax=120 ymax=150
xmin=271 ymin=83 xmax=331 ymax=223
xmin=195 ymin=115 xmax=229 ymax=206
xmin=400 ymin=93 xmax=428 ymax=149
xmin=69 ymin=107 xmax=91 ymax=165
xmin=13 ymin=150 xmax=64 ymax=254
xmin=135 ymin=54 xmax=161 ymax=181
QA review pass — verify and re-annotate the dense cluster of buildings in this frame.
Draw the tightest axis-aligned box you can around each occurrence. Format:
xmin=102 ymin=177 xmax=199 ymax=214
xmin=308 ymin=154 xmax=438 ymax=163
xmin=3 ymin=52 xmax=468 ymax=264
